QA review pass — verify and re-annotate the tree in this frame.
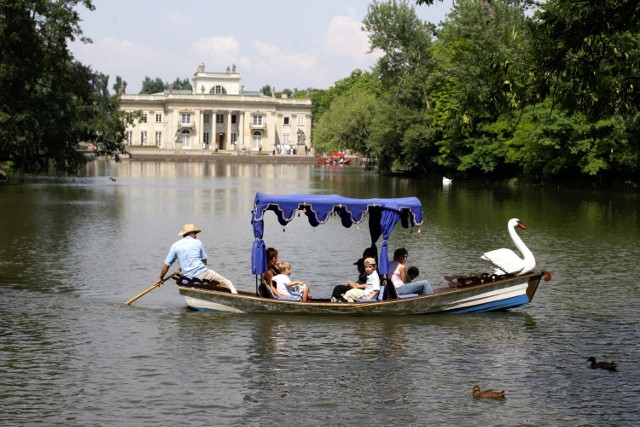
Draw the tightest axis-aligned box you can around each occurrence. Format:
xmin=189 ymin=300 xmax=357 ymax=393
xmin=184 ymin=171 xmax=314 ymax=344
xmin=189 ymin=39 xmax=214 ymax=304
xmin=427 ymin=0 xmax=531 ymax=176
xmin=169 ymin=77 xmax=192 ymax=91
xmin=312 ymin=87 xmax=382 ymax=160
xmin=140 ymin=76 xmax=165 ymax=94
xmin=0 ymin=0 xmax=128 ymax=174
xmin=362 ymin=0 xmax=438 ymax=171
xmin=530 ymin=0 xmax=640 ymax=120
xmin=261 ymin=85 xmax=273 ymax=97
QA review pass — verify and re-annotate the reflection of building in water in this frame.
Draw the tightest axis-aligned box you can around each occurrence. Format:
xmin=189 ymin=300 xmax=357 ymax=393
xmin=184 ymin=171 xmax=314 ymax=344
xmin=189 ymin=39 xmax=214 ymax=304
xmin=120 ymin=64 xmax=312 ymax=155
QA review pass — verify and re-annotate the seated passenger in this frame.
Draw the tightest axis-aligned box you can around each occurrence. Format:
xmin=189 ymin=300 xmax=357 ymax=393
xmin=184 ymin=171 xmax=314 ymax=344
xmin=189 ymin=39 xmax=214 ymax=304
xmin=407 ymin=266 xmax=420 ymax=282
xmin=343 ymin=258 xmax=380 ymax=302
xmin=331 ymin=257 xmax=367 ymax=302
xmin=272 ymin=261 xmax=310 ymax=301
xmin=388 ymin=248 xmax=433 ymax=296
xmin=261 ymin=247 xmax=280 ymax=297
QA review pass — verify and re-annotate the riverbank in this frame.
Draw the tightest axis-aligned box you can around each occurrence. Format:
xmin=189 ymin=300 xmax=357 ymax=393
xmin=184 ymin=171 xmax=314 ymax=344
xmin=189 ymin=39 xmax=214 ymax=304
xmin=126 ymin=148 xmax=363 ymax=165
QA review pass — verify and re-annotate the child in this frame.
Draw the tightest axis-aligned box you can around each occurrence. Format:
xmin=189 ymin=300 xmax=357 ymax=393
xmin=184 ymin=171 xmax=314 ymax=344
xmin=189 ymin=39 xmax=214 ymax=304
xmin=272 ymin=261 xmax=310 ymax=301
xmin=407 ymin=266 xmax=419 ymax=283
xmin=343 ymin=258 xmax=380 ymax=302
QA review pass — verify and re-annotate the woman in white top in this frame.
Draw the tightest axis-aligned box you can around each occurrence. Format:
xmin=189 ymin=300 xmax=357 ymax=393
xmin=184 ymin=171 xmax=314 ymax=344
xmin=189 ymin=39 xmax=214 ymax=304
xmin=388 ymin=248 xmax=433 ymax=296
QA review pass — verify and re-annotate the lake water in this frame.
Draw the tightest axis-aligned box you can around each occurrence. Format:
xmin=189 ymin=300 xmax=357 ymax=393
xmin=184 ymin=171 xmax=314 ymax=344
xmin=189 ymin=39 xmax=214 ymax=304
xmin=1 ymin=159 xmax=638 ymax=426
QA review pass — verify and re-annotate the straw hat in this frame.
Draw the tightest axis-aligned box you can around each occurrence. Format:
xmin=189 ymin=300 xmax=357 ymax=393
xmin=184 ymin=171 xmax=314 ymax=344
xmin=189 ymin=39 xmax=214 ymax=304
xmin=179 ymin=224 xmax=202 ymax=236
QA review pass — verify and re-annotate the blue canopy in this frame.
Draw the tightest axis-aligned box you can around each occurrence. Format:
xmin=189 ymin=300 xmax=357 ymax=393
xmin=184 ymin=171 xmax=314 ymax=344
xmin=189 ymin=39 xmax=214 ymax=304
xmin=251 ymin=192 xmax=423 ymax=276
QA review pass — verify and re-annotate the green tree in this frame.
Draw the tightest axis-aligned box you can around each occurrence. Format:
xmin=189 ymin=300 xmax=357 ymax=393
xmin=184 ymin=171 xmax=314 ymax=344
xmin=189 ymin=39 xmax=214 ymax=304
xmin=362 ymin=0 xmax=437 ymax=171
xmin=312 ymin=87 xmax=382 ymax=159
xmin=261 ymin=85 xmax=272 ymax=97
xmin=525 ymin=0 xmax=640 ymax=184
xmin=428 ymin=0 xmax=531 ymax=176
xmin=0 ymin=0 xmax=128 ymax=174
xmin=530 ymin=0 xmax=640 ymax=120
xmin=140 ymin=76 xmax=165 ymax=94
xmin=169 ymin=77 xmax=192 ymax=91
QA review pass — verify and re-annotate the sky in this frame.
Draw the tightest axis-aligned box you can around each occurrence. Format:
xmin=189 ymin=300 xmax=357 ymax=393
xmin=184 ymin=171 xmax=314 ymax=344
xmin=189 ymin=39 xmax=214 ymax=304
xmin=70 ymin=0 xmax=455 ymax=94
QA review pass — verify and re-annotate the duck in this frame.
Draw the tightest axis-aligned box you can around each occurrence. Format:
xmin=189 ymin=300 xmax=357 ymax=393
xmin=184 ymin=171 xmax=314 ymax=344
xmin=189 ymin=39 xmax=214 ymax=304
xmin=481 ymin=218 xmax=536 ymax=275
xmin=472 ymin=385 xmax=507 ymax=399
xmin=587 ymin=357 xmax=617 ymax=371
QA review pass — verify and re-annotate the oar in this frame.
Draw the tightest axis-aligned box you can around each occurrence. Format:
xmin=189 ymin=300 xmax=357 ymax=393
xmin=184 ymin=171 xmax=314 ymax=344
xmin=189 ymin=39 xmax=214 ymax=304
xmin=124 ymin=269 xmax=181 ymax=305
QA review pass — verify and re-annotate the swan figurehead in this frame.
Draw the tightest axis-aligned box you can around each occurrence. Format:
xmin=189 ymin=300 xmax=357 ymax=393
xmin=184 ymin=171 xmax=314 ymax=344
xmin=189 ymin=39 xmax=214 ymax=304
xmin=480 ymin=218 xmax=536 ymax=275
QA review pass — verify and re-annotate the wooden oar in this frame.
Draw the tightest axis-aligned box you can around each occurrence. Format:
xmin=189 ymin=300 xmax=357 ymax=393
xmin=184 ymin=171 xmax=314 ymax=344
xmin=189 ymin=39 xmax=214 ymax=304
xmin=124 ymin=269 xmax=181 ymax=305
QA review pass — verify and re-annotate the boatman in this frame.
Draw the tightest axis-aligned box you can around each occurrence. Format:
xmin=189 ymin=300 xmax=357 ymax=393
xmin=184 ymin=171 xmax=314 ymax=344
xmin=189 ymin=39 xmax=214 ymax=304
xmin=160 ymin=224 xmax=237 ymax=294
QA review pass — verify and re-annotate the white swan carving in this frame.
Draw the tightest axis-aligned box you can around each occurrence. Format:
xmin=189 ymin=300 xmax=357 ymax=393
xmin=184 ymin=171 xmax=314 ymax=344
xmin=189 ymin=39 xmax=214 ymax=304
xmin=481 ymin=218 xmax=536 ymax=276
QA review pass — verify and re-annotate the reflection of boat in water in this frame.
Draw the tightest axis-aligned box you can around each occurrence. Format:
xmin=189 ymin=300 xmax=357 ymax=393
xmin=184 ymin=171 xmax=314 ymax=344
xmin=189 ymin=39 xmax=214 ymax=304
xmin=175 ymin=193 xmax=551 ymax=315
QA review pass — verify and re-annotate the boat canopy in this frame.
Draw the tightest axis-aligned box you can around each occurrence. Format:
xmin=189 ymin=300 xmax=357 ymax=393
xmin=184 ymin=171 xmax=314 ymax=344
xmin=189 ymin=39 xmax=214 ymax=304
xmin=251 ymin=192 xmax=423 ymax=275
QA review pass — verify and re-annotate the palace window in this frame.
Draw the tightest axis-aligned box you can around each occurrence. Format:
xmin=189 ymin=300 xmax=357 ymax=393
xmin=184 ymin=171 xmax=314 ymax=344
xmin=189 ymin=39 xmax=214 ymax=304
xmin=252 ymin=115 xmax=263 ymax=126
xmin=204 ymin=114 xmax=210 ymax=124
xmin=231 ymin=114 xmax=237 ymax=124
xmin=252 ymin=131 xmax=262 ymax=150
xmin=209 ymin=85 xmax=227 ymax=94
xmin=126 ymin=130 xmax=133 ymax=145
xmin=154 ymin=131 xmax=162 ymax=146
xmin=203 ymin=132 xmax=210 ymax=145
xmin=140 ymin=131 xmax=147 ymax=145
xmin=181 ymin=130 xmax=191 ymax=148
xmin=181 ymin=113 xmax=191 ymax=124
xmin=216 ymin=114 xmax=224 ymax=124
xmin=297 ymin=116 xmax=305 ymax=126
xmin=284 ymin=116 xmax=290 ymax=125
xmin=155 ymin=113 xmax=162 ymax=122
xmin=141 ymin=113 xmax=147 ymax=123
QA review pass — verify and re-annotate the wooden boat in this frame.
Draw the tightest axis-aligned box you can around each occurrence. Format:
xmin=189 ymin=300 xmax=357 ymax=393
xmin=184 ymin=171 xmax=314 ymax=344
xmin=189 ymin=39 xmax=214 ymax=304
xmin=175 ymin=192 xmax=551 ymax=315
xmin=316 ymin=154 xmax=351 ymax=165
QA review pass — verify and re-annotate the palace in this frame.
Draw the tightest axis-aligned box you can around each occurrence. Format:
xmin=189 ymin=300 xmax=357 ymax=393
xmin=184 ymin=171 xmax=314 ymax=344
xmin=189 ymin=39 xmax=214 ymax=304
xmin=119 ymin=63 xmax=313 ymax=154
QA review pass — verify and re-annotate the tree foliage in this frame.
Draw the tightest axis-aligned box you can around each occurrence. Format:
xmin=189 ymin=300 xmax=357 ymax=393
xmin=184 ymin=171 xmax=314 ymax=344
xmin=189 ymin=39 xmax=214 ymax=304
xmin=310 ymin=0 xmax=639 ymax=187
xmin=0 ymin=0 xmax=128 ymax=174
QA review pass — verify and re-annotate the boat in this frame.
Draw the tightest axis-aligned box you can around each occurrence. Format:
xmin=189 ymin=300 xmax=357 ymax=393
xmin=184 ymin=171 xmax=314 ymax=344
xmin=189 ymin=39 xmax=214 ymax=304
xmin=174 ymin=192 xmax=551 ymax=315
xmin=316 ymin=153 xmax=351 ymax=165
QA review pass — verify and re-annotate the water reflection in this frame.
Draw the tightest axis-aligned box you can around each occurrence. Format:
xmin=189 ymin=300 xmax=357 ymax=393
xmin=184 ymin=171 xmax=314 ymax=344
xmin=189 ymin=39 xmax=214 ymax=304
xmin=1 ymin=159 xmax=639 ymax=426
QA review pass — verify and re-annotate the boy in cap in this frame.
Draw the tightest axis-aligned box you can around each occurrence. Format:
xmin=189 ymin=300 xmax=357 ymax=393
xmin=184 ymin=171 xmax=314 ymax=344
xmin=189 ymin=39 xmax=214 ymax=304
xmin=160 ymin=223 xmax=237 ymax=294
xmin=343 ymin=257 xmax=380 ymax=302
xmin=331 ymin=257 xmax=365 ymax=302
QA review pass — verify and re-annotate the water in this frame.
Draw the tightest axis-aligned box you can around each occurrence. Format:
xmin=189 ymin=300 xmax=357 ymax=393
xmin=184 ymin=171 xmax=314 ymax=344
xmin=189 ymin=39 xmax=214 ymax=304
xmin=1 ymin=160 xmax=638 ymax=426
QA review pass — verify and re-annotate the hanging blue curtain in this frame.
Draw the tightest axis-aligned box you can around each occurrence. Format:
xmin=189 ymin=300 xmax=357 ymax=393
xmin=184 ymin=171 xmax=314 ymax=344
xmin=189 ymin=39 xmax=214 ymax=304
xmin=251 ymin=217 xmax=266 ymax=274
xmin=379 ymin=209 xmax=400 ymax=275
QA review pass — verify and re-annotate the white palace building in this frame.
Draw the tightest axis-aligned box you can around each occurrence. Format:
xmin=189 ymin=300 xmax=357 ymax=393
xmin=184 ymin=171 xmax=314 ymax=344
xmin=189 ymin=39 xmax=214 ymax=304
xmin=119 ymin=63 xmax=313 ymax=154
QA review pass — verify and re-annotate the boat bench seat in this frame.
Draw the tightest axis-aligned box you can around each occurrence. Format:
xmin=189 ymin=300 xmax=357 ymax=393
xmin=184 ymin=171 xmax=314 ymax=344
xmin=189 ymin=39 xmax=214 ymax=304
xmin=365 ymin=285 xmax=418 ymax=301
xmin=174 ymin=274 xmax=230 ymax=292
xmin=355 ymin=285 xmax=418 ymax=302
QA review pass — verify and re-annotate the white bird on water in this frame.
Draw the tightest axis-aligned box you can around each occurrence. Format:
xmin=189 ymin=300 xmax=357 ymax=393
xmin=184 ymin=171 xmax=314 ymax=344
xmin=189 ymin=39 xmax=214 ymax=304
xmin=481 ymin=218 xmax=536 ymax=276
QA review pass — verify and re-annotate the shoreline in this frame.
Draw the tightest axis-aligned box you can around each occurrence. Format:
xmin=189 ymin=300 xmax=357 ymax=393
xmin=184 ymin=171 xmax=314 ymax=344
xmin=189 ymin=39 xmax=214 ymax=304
xmin=126 ymin=148 xmax=361 ymax=165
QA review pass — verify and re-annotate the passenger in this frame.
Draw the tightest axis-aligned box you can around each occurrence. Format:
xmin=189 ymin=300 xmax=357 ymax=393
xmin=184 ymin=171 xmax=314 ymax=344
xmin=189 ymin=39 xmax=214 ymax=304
xmin=260 ymin=247 xmax=281 ymax=297
xmin=343 ymin=258 xmax=380 ymax=302
xmin=272 ymin=261 xmax=310 ymax=301
xmin=362 ymin=247 xmax=378 ymax=266
xmin=331 ymin=258 xmax=366 ymax=302
xmin=407 ymin=266 xmax=420 ymax=282
xmin=388 ymin=248 xmax=433 ymax=296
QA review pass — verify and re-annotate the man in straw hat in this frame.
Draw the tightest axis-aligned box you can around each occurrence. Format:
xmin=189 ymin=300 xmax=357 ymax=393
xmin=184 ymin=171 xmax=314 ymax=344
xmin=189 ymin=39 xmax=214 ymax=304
xmin=160 ymin=224 xmax=237 ymax=294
